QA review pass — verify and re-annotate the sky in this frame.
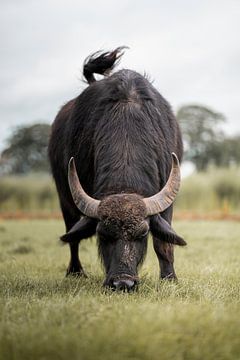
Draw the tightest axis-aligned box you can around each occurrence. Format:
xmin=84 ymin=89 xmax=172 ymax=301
xmin=0 ymin=0 xmax=240 ymax=151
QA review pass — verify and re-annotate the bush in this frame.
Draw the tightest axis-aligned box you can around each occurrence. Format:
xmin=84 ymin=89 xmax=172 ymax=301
xmin=176 ymin=166 xmax=240 ymax=213
xmin=0 ymin=175 xmax=58 ymax=212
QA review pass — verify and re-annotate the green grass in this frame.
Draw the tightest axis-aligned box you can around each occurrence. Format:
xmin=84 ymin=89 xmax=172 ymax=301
xmin=0 ymin=220 xmax=240 ymax=360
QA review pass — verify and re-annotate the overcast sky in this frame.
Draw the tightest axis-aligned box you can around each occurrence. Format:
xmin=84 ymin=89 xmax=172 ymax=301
xmin=1 ymin=0 xmax=239 ymax=150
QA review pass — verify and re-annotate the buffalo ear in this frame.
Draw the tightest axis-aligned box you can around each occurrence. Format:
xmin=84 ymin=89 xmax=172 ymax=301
xmin=60 ymin=217 xmax=97 ymax=243
xmin=150 ymin=214 xmax=186 ymax=246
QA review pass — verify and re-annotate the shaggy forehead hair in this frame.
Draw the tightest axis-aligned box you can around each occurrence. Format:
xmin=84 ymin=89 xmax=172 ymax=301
xmin=98 ymin=194 xmax=147 ymax=229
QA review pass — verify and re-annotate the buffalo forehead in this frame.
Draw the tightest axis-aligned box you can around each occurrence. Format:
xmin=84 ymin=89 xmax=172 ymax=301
xmin=98 ymin=194 xmax=146 ymax=224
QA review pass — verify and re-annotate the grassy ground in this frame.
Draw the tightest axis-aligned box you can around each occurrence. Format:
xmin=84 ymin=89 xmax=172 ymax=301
xmin=0 ymin=220 xmax=240 ymax=360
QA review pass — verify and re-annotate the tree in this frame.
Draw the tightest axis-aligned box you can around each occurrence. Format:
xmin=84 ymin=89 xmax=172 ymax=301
xmin=0 ymin=123 xmax=51 ymax=174
xmin=206 ymin=136 xmax=240 ymax=167
xmin=176 ymin=105 xmax=226 ymax=171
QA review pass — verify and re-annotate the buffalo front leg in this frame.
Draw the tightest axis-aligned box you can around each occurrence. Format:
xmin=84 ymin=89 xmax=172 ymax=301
xmin=153 ymin=237 xmax=177 ymax=280
xmin=60 ymin=203 xmax=87 ymax=278
xmin=66 ymin=242 xmax=87 ymax=277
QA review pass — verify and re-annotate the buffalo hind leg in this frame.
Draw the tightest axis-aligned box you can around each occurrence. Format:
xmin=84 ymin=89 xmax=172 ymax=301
xmin=153 ymin=238 xmax=177 ymax=280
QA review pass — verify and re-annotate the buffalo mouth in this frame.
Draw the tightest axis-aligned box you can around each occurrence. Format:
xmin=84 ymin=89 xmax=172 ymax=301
xmin=104 ymin=274 xmax=139 ymax=292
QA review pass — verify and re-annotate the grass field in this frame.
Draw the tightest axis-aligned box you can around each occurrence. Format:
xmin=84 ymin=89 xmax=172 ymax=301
xmin=0 ymin=220 xmax=240 ymax=360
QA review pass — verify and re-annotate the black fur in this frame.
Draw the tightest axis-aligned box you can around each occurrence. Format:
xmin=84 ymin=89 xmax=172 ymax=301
xmin=83 ymin=47 xmax=127 ymax=84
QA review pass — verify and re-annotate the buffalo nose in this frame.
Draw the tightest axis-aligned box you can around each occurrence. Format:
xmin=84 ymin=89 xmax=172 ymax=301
xmin=112 ymin=279 xmax=136 ymax=292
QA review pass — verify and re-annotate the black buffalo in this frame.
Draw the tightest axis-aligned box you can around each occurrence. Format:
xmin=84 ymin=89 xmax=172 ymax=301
xmin=48 ymin=47 xmax=186 ymax=291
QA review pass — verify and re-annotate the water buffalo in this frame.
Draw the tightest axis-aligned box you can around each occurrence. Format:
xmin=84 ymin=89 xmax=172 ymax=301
xmin=48 ymin=47 xmax=186 ymax=291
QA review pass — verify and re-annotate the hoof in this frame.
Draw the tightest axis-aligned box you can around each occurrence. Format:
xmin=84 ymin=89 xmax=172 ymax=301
xmin=161 ymin=272 xmax=178 ymax=281
xmin=66 ymin=266 xmax=87 ymax=278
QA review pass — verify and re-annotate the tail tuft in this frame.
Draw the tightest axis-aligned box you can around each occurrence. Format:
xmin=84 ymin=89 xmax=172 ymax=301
xmin=83 ymin=46 xmax=128 ymax=84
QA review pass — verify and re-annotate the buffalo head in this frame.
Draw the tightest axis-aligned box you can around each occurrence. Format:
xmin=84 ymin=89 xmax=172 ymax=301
xmin=61 ymin=154 xmax=186 ymax=291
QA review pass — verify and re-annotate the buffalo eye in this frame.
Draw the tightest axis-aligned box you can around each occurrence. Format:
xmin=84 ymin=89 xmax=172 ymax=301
xmin=134 ymin=221 xmax=149 ymax=239
xmin=96 ymin=223 xmax=115 ymax=241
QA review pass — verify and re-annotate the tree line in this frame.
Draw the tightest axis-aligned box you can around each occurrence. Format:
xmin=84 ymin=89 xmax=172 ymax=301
xmin=177 ymin=105 xmax=240 ymax=171
xmin=0 ymin=105 xmax=239 ymax=175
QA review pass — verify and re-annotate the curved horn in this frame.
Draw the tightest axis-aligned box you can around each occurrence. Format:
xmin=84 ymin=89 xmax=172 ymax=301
xmin=143 ymin=153 xmax=181 ymax=216
xmin=68 ymin=157 xmax=100 ymax=218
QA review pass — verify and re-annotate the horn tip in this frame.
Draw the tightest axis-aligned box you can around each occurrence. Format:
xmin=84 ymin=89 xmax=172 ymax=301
xmin=68 ymin=156 xmax=75 ymax=169
xmin=171 ymin=152 xmax=179 ymax=166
